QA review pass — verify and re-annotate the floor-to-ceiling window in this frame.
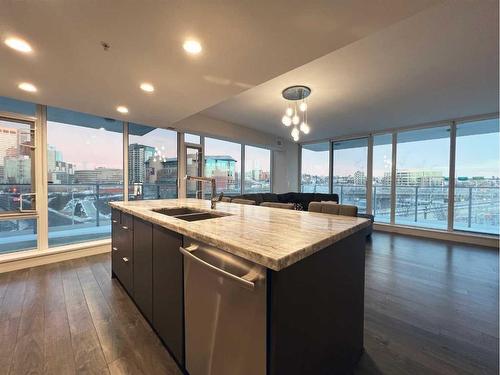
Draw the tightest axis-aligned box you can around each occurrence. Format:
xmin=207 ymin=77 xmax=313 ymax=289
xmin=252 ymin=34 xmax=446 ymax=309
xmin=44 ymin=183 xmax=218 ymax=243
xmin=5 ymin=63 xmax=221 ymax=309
xmin=0 ymin=115 xmax=37 ymax=253
xmin=128 ymin=123 xmax=178 ymax=200
xmin=244 ymin=145 xmax=271 ymax=193
xmin=395 ymin=126 xmax=450 ymax=229
xmin=332 ymin=138 xmax=368 ymax=213
xmin=301 ymin=142 xmax=330 ymax=193
xmin=454 ymin=118 xmax=499 ymax=234
xmin=204 ymin=137 xmax=241 ymax=195
xmin=372 ymin=134 xmax=392 ymax=223
xmin=47 ymin=107 xmax=123 ymax=247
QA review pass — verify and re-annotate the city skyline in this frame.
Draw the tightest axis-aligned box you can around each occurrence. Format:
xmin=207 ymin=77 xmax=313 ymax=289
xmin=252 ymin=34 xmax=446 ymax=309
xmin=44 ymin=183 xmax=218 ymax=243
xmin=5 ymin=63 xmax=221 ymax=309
xmin=302 ymin=130 xmax=500 ymax=179
xmin=47 ymin=121 xmax=271 ymax=175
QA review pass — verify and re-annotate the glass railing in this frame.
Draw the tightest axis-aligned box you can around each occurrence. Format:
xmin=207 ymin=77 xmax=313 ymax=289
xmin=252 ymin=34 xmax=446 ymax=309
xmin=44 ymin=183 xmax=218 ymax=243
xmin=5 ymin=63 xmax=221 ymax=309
xmin=333 ymin=185 xmax=367 ymax=213
xmin=454 ymin=186 xmax=499 ymax=235
xmin=0 ymin=184 xmax=34 ymax=212
xmin=128 ymin=182 xmax=178 ymax=200
xmin=372 ymin=185 xmax=391 ymax=223
xmin=47 ymin=183 xmax=124 ymax=247
xmin=301 ymin=183 xmax=499 ymax=235
xmin=300 ymin=182 xmax=329 ymax=193
xmin=395 ymin=186 xmax=449 ymax=229
xmin=1 ymin=182 xmax=498 ymax=253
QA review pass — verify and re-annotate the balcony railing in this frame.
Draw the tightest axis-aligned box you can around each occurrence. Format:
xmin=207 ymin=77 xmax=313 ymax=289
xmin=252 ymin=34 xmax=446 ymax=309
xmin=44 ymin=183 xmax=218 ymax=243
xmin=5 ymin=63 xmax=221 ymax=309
xmin=0 ymin=183 xmax=177 ymax=251
xmin=301 ymin=182 xmax=499 ymax=234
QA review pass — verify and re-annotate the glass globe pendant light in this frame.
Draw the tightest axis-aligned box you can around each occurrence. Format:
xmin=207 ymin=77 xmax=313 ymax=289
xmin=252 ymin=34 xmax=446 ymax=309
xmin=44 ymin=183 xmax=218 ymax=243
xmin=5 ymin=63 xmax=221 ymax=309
xmin=281 ymin=85 xmax=311 ymax=141
xmin=300 ymin=122 xmax=310 ymax=134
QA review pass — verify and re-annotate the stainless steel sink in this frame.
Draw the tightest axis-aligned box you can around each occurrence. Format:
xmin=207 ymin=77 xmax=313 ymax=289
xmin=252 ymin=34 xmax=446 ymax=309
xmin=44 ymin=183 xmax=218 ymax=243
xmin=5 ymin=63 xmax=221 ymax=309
xmin=153 ymin=207 xmax=205 ymax=216
xmin=152 ymin=207 xmax=231 ymax=221
xmin=175 ymin=212 xmax=226 ymax=221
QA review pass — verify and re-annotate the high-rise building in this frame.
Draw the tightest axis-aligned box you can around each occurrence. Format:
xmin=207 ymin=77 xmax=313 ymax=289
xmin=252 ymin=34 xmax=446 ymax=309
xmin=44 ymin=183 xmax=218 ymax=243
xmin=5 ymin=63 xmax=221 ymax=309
xmin=48 ymin=160 xmax=75 ymax=184
xmin=0 ymin=126 xmax=18 ymax=167
xmin=47 ymin=145 xmax=63 ymax=173
xmin=4 ymin=155 xmax=31 ymax=184
xmin=396 ymin=170 xmax=444 ymax=186
xmin=74 ymin=167 xmax=123 ymax=184
xmin=129 ymin=143 xmax=155 ymax=183
xmin=354 ymin=171 xmax=366 ymax=185
xmin=204 ymin=155 xmax=237 ymax=191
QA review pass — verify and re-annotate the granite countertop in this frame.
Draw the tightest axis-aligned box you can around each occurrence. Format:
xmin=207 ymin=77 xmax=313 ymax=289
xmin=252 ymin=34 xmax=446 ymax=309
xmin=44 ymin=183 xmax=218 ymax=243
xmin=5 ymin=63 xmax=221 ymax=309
xmin=110 ymin=198 xmax=370 ymax=271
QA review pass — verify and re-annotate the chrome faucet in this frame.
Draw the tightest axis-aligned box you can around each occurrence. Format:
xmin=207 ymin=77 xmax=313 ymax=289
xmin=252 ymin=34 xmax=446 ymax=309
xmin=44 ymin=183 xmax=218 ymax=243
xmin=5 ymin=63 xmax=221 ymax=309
xmin=184 ymin=175 xmax=223 ymax=209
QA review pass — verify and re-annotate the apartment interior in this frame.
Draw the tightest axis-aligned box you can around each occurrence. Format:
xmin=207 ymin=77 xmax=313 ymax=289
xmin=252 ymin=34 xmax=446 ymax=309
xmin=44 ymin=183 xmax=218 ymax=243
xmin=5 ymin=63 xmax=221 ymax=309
xmin=0 ymin=1 xmax=498 ymax=374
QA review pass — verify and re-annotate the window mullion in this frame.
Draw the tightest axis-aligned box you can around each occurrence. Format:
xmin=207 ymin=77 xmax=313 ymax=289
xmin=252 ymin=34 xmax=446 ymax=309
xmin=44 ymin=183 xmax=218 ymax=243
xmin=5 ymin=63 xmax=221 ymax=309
xmin=123 ymin=122 xmax=129 ymax=202
xmin=447 ymin=122 xmax=457 ymax=231
xmin=390 ymin=132 xmax=397 ymax=225
xmin=36 ymin=104 xmax=49 ymax=250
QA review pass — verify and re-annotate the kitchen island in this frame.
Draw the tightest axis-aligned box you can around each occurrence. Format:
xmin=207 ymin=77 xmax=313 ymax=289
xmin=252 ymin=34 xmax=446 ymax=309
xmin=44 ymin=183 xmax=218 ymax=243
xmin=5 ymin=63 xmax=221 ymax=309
xmin=109 ymin=198 xmax=371 ymax=375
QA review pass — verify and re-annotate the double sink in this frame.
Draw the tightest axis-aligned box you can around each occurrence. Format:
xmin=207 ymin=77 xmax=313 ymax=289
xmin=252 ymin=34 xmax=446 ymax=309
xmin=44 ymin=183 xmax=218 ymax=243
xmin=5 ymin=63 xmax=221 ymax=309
xmin=152 ymin=207 xmax=231 ymax=222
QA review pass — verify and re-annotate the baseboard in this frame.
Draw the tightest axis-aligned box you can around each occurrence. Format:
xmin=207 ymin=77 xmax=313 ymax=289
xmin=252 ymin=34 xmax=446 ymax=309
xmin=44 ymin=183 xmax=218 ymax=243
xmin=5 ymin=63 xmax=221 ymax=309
xmin=373 ymin=223 xmax=499 ymax=248
xmin=0 ymin=240 xmax=111 ymax=273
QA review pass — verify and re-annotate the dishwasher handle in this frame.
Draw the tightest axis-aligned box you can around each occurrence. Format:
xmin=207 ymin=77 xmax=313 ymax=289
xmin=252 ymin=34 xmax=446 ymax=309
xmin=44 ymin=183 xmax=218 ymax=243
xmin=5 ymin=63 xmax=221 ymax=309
xmin=179 ymin=245 xmax=259 ymax=290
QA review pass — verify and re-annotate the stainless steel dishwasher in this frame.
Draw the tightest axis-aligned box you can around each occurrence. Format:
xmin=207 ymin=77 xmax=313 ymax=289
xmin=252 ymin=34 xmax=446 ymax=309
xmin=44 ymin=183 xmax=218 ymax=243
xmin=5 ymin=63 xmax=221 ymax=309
xmin=180 ymin=238 xmax=267 ymax=375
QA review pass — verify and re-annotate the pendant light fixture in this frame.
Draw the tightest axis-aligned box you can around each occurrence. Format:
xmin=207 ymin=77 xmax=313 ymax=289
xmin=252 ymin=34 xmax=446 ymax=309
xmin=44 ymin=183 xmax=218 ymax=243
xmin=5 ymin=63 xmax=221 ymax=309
xmin=281 ymin=85 xmax=311 ymax=142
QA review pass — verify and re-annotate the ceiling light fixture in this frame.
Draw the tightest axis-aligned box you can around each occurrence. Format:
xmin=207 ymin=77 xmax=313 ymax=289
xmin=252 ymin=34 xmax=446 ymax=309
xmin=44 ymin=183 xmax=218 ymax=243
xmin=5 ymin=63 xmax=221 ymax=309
xmin=281 ymin=85 xmax=311 ymax=142
xmin=116 ymin=106 xmax=129 ymax=114
xmin=183 ymin=39 xmax=202 ymax=54
xmin=18 ymin=82 xmax=37 ymax=92
xmin=5 ymin=37 xmax=32 ymax=53
xmin=140 ymin=82 xmax=154 ymax=92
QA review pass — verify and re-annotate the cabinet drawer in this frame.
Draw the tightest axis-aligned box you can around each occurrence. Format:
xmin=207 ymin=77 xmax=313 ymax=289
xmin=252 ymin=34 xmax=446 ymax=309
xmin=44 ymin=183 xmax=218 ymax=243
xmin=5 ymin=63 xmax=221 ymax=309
xmin=112 ymin=224 xmax=134 ymax=296
xmin=121 ymin=213 xmax=134 ymax=231
xmin=111 ymin=209 xmax=121 ymax=225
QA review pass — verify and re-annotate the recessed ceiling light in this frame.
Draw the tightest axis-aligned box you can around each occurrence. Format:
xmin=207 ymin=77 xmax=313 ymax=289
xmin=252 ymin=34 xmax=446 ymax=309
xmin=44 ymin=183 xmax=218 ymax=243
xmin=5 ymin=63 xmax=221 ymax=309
xmin=183 ymin=40 xmax=202 ymax=55
xmin=18 ymin=82 xmax=37 ymax=92
xmin=5 ymin=37 xmax=32 ymax=53
xmin=116 ymin=106 xmax=129 ymax=114
xmin=140 ymin=83 xmax=154 ymax=92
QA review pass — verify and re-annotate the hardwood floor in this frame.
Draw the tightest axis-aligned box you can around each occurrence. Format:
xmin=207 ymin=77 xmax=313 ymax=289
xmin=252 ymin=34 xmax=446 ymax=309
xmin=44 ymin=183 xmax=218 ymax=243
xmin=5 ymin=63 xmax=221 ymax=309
xmin=0 ymin=254 xmax=182 ymax=375
xmin=357 ymin=233 xmax=499 ymax=375
xmin=0 ymin=232 xmax=497 ymax=374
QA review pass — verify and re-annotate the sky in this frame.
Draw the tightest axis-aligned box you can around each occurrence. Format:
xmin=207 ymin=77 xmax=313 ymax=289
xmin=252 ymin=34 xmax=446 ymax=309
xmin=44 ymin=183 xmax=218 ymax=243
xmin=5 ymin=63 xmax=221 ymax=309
xmin=47 ymin=121 xmax=271 ymax=172
xmin=302 ymin=131 xmax=500 ymax=179
xmin=44 ymin=119 xmax=500 ymax=178
xmin=48 ymin=121 xmax=123 ymax=170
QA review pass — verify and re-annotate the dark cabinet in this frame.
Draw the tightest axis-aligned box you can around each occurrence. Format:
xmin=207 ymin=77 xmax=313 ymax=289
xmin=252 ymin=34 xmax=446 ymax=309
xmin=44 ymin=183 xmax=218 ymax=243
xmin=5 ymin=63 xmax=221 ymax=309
xmin=133 ymin=217 xmax=153 ymax=323
xmin=111 ymin=209 xmax=134 ymax=296
xmin=153 ymin=225 xmax=184 ymax=366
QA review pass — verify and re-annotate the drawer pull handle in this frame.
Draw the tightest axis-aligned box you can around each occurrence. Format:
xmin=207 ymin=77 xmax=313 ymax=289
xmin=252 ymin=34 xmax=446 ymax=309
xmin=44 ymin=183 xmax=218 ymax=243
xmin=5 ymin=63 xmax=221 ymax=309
xmin=112 ymin=219 xmax=118 ymax=223
xmin=122 ymin=257 xmax=129 ymax=263
xmin=122 ymin=225 xmax=128 ymax=230
xmin=112 ymin=247 xmax=118 ymax=251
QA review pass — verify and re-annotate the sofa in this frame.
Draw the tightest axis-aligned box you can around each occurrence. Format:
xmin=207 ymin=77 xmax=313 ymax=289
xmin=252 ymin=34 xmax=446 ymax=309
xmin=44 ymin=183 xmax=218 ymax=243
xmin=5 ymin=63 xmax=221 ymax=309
xmin=229 ymin=192 xmax=339 ymax=211
xmin=308 ymin=201 xmax=358 ymax=216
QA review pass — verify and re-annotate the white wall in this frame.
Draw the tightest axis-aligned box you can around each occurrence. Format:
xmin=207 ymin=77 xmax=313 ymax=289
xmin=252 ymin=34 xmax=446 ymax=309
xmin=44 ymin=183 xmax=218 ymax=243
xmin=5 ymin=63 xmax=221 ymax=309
xmin=273 ymin=140 xmax=299 ymax=193
xmin=173 ymin=114 xmax=299 ymax=193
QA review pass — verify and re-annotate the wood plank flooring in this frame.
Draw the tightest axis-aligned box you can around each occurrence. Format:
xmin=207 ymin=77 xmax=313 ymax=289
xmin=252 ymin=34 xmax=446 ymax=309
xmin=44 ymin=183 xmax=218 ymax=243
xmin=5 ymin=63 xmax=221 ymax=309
xmin=0 ymin=232 xmax=497 ymax=374
xmin=356 ymin=233 xmax=499 ymax=375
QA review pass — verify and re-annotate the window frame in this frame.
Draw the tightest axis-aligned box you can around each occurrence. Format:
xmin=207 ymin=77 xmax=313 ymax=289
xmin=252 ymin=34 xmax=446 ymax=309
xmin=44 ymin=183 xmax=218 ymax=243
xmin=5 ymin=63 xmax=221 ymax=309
xmin=299 ymin=113 xmax=499 ymax=236
xmin=0 ymin=108 xmax=45 ymax=252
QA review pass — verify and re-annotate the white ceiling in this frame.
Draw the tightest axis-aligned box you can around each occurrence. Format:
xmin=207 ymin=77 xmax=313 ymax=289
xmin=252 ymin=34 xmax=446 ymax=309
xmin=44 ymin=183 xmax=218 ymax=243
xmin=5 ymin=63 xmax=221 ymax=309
xmin=203 ymin=0 xmax=499 ymax=142
xmin=0 ymin=0 xmax=438 ymax=129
